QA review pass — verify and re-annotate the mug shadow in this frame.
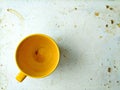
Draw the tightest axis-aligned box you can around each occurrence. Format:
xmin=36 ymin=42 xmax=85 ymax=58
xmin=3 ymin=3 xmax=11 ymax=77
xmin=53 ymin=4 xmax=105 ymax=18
xmin=56 ymin=44 xmax=83 ymax=73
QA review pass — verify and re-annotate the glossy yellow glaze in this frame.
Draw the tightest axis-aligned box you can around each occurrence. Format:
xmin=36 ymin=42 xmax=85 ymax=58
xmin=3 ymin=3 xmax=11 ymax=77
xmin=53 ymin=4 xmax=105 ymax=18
xmin=16 ymin=34 xmax=60 ymax=82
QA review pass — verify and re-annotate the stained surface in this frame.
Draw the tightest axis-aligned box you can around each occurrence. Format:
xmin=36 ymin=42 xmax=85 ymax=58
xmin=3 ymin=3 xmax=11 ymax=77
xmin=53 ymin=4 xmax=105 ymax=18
xmin=0 ymin=0 xmax=120 ymax=90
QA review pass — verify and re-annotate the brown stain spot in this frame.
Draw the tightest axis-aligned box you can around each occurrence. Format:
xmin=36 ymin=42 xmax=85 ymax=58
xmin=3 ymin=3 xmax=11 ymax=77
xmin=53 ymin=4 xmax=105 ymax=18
xmin=56 ymin=24 xmax=60 ymax=28
xmin=104 ymin=84 xmax=106 ymax=86
xmin=74 ymin=7 xmax=77 ymax=10
xmin=57 ymin=37 xmax=62 ymax=41
xmin=105 ymin=29 xmax=115 ymax=35
xmin=63 ymin=54 xmax=66 ymax=58
xmin=109 ymin=48 xmax=111 ymax=50
xmin=95 ymin=12 xmax=99 ymax=16
xmin=4 ymin=25 xmax=7 ymax=27
xmin=57 ymin=25 xmax=60 ymax=28
xmin=74 ymin=24 xmax=77 ymax=28
xmin=109 ymin=80 xmax=111 ymax=83
xmin=0 ymin=64 xmax=3 ymax=66
xmin=117 ymin=23 xmax=120 ymax=28
xmin=114 ymin=66 xmax=116 ymax=68
xmin=111 ymin=20 xmax=114 ymax=24
xmin=105 ymin=5 xmax=113 ymax=10
xmin=116 ymin=81 xmax=119 ymax=83
xmin=0 ymin=19 xmax=2 ymax=23
xmin=12 ymin=24 xmax=14 ymax=26
xmin=106 ymin=5 xmax=110 ymax=9
xmin=90 ymin=78 xmax=93 ymax=80
xmin=108 ymin=67 xmax=111 ymax=73
xmin=99 ymin=36 xmax=103 ymax=39
xmin=35 ymin=50 xmax=38 ymax=55
xmin=106 ymin=24 xmax=108 ymax=27
xmin=109 ymin=7 xmax=113 ymax=10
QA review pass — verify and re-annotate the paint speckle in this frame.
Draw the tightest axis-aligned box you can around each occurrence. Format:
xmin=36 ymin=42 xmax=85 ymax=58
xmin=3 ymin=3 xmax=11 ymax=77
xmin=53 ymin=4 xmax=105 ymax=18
xmin=94 ymin=12 xmax=99 ymax=16
xmin=99 ymin=36 xmax=103 ymax=39
xmin=117 ymin=23 xmax=120 ymax=28
xmin=111 ymin=20 xmax=114 ymax=24
xmin=108 ymin=67 xmax=111 ymax=73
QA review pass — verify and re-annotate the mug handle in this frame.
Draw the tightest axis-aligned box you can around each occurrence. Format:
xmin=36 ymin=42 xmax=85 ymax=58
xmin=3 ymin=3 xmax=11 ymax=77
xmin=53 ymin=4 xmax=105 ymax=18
xmin=16 ymin=72 xmax=26 ymax=82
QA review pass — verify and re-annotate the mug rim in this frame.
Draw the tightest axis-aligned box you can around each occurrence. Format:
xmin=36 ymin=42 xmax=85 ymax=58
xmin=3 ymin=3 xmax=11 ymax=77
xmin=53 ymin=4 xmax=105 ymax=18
xmin=15 ymin=34 xmax=60 ymax=78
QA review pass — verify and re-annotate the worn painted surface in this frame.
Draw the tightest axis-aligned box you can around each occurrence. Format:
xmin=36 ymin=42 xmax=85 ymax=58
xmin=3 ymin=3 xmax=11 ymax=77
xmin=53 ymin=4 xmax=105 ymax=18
xmin=0 ymin=0 xmax=120 ymax=90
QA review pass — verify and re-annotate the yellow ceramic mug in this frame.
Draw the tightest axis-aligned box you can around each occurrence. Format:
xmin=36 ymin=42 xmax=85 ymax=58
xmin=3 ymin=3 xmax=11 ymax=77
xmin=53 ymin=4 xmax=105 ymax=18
xmin=15 ymin=34 xmax=60 ymax=82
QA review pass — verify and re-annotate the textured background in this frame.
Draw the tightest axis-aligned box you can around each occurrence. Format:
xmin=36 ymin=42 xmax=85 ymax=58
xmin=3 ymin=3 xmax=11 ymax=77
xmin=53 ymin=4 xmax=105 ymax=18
xmin=0 ymin=0 xmax=120 ymax=90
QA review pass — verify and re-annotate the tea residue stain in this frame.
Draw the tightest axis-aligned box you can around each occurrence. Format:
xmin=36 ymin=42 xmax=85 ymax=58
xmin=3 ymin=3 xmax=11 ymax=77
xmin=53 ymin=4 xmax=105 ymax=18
xmin=34 ymin=49 xmax=44 ymax=63
xmin=7 ymin=9 xmax=24 ymax=20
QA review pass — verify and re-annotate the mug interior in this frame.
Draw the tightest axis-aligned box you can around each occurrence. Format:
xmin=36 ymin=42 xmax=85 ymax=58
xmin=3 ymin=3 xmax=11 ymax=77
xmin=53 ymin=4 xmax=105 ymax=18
xmin=16 ymin=34 xmax=59 ymax=78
